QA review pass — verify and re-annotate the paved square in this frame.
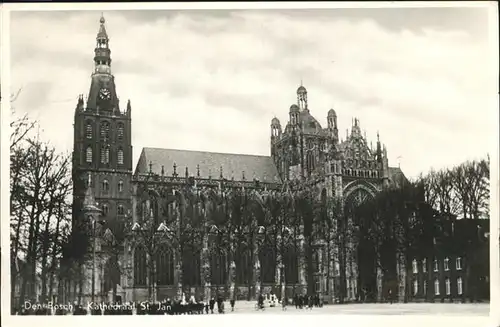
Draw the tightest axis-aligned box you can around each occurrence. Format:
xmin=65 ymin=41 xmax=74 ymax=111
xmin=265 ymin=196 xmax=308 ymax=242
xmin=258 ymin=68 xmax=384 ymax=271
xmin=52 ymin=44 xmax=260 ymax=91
xmin=227 ymin=301 xmax=489 ymax=315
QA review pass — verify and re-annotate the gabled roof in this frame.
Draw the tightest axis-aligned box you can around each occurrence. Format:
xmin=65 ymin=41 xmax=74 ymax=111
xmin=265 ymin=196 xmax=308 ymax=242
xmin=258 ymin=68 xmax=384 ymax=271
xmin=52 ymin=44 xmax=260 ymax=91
xmin=135 ymin=147 xmax=281 ymax=183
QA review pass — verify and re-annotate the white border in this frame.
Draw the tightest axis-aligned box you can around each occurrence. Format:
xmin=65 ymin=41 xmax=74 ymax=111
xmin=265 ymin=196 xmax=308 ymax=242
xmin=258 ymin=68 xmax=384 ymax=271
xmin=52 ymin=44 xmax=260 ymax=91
xmin=1 ymin=2 xmax=498 ymax=327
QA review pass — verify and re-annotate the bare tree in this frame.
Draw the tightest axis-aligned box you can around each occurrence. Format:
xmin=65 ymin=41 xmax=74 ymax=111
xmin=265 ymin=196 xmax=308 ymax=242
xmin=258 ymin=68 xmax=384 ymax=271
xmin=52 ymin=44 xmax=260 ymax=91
xmin=10 ymin=117 xmax=72 ymax=308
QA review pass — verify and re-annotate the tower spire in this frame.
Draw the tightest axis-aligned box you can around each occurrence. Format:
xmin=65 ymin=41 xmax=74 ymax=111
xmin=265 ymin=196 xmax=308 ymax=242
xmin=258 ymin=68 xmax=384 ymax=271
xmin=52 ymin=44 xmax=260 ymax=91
xmin=93 ymin=14 xmax=112 ymax=75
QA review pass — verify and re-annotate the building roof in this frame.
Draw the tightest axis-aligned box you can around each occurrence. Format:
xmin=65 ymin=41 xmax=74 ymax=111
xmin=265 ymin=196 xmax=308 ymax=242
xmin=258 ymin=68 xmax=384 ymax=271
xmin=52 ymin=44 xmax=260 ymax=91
xmin=388 ymin=166 xmax=408 ymax=187
xmin=135 ymin=147 xmax=281 ymax=183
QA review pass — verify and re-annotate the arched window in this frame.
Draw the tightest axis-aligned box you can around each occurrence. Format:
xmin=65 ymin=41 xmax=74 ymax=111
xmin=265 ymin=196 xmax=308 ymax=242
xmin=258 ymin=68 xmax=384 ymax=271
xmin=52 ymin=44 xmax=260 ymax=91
xmin=457 ymin=277 xmax=463 ymax=295
xmin=210 ymin=248 xmax=228 ymax=285
xmin=101 ymin=146 xmax=110 ymax=164
xmin=412 ymin=259 xmax=418 ymax=274
xmin=134 ymin=246 xmax=147 ymax=286
xmin=86 ymin=122 xmax=93 ymax=139
xmin=183 ymin=246 xmax=201 ymax=286
xmin=433 ymin=259 xmax=439 ymax=272
xmin=434 ymin=279 xmax=440 ymax=295
xmin=156 ymin=244 xmax=174 ymax=285
xmin=102 ymin=203 xmax=109 ymax=216
xmin=284 ymin=243 xmax=298 ymax=284
xmin=456 ymin=257 xmax=462 ymax=270
xmin=413 ymin=279 xmax=418 ymax=295
xmin=100 ymin=122 xmax=110 ymax=140
xmin=117 ymin=204 xmax=124 ymax=215
xmin=117 ymin=123 xmax=124 ymax=140
xmin=444 ymin=257 xmax=450 ymax=271
xmin=235 ymin=247 xmax=252 ymax=285
xmin=117 ymin=148 xmax=124 ymax=165
xmin=445 ymin=278 xmax=451 ymax=295
xmin=86 ymin=146 xmax=92 ymax=163
xmin=118 ymin=180 xmax=124 ymax=193
xmin=307 ymin=152 xmax=315 ymax=174
xmin=259 ymin=240 xmax=276 ymax=284
xmin=102 ymin=179 xmax=109 ymax=192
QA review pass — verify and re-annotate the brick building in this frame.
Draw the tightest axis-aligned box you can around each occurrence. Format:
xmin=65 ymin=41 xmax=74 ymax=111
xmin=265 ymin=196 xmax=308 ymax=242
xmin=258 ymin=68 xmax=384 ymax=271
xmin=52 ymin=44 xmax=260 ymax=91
xmin=409 ymin=214 xmax=489 ymax=302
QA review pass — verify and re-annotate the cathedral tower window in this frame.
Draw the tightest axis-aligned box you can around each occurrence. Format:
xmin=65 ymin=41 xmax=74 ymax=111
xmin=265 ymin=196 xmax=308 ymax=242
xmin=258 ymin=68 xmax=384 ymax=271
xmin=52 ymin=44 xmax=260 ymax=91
xmin=118 ymin=180 xmax=124 ymax=193
xmin=102 ymin=179 xmax=109 ymax=193
xmin=100 ymin=122 xmax=110 ymax=140
xmin=117 ymin=123 xmax=124 ymax=140
xmin=101 ymin=146 xmax=110 ymax=164
xmin=86 ymin=146 xmax=93 ymax=163
xmin=102 ymin=203 xmax=109 ymax=216
xmin=86 ymin=122 xmax=93 ymax=139
xmin=117 ymin=148 xmax=124 ymax=165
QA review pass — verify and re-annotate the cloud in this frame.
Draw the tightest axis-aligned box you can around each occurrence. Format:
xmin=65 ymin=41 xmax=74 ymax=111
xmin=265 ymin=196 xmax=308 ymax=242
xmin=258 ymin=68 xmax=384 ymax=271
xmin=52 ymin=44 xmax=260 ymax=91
xmin=10 ymin=8 xmax=496 ymax=179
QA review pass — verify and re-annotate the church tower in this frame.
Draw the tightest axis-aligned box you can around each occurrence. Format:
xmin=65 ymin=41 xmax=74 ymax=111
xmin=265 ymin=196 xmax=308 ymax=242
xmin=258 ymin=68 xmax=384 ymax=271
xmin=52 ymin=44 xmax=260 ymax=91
xmin=72 ymin=15 xmax=133 ymax=234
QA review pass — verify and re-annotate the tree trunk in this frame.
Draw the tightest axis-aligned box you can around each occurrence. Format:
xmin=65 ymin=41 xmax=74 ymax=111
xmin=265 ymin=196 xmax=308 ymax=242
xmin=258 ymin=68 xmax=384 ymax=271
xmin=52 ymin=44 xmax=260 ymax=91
xmin=40 ymin=205 xmax=55 ymax=303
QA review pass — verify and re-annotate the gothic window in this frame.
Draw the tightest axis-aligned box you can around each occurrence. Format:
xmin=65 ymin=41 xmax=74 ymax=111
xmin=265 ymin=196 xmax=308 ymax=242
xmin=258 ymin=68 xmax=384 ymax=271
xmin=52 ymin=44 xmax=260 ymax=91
xmin=117 ymin=123 xmax=124 ymax=140
xmin=100 ymin=122 xmax=110 ymax=140
xmin=183 ymin=246 xmax=201 ymax=286
xmin=457 ymin=277 xmax=463 ymax=295
xmin=284 ymin=244 xmax=298 ymax=284
xmin=210 ymin=249 xmax=228 ymax=285
xmin=259 ymin=240 xmax=276 ymax=284
xmin=307 ymin=152 xmax=315 ymax=174
xmin=117 ymin=148 xmax=124 ymax=165
xmin=236 ymin=248 xmax=252 ymax=285
xmin=118 ymin=180 xmax=124 ymax=193
xmin=117 ymin=204 xmax=124 ymax=216
xmin=423 ymin=280 xmax=427 ymax=295
xmin=434 ymin=279 xmax=440 ymax=295
xmin=134 ymin=246 xmax=147 ymax=286
xmin=86 ymin=122 xmax=93 ymax=139
xmin=444 ymin=257 xmax=450 ymax=271
xmin=456 ymin=257 xmax=462 ymax=270
xmin=156 ymin=244 xmax=174 ymax=285
xmin=433 ymin=259 xmax=439 ymax=272
xmin=423 ymin=258 xmax=427 ymax=272
xmin=102 ymin=179 xmax=109 ymax=193
xmin=86 ymin=146 xmax=93 ymax=163
xmin=100 ymin=146 xmax=110 ymax=164
xmin=102 ymin=203 xmax=109 ymax=216
xmin=412 ymin=259 xmax=418 ymax=274
xmin=413 ymin=280 xmax=418 ymax=295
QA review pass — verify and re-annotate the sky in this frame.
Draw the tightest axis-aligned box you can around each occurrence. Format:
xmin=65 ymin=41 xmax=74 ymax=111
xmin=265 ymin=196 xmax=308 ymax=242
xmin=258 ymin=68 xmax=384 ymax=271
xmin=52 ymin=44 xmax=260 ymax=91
xmin=8 ymin=5 xmax=498 ymax=179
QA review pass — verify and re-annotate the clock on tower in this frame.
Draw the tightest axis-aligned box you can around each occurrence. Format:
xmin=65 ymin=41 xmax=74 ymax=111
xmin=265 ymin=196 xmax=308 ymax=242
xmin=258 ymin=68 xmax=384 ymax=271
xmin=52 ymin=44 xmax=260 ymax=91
xmin=99 ymin=88 xmax=111 ymax=101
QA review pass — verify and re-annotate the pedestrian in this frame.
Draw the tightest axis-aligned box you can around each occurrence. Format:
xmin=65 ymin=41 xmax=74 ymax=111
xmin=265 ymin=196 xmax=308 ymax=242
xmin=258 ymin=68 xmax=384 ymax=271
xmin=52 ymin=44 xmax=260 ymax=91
xmin=230 ymin=298 xmax=235 ymax=312
xmin=388 ymin=289 xmax=393 ymax=304
xmin=209 ymin=297 xmax=215 ymax=314
xmin=281 ymin=297 xmax=287 ymax=311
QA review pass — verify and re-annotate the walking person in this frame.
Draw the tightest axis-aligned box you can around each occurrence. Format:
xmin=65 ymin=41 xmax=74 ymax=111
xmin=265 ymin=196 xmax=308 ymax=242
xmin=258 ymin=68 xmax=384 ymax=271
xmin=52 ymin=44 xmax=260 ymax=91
xmin=230 ymin=298 xmax=235 ymax=312
xmin=281 ymin=296 xmax=287 ymax=311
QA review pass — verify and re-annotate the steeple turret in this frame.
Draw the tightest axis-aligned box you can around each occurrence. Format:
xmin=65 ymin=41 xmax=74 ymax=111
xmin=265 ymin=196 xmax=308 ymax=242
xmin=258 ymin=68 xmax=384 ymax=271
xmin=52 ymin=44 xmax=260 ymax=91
xmin=297 ymin=82 xmax=308 ymax=111
xmin=86 ymin=15 xmax=119 ymax=113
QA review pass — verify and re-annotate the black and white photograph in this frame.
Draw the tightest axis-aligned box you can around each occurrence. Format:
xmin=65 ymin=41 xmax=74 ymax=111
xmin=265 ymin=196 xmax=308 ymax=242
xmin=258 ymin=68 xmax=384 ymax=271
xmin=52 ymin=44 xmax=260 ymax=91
xmin=1 ymin=1 xmax=498 ymax=325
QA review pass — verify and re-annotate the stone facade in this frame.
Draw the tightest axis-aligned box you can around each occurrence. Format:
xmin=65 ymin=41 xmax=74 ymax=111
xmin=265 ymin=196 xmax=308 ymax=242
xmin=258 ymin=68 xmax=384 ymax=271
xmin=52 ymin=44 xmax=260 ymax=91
xmin=68 ymin=16 xmax=411 ymax=305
